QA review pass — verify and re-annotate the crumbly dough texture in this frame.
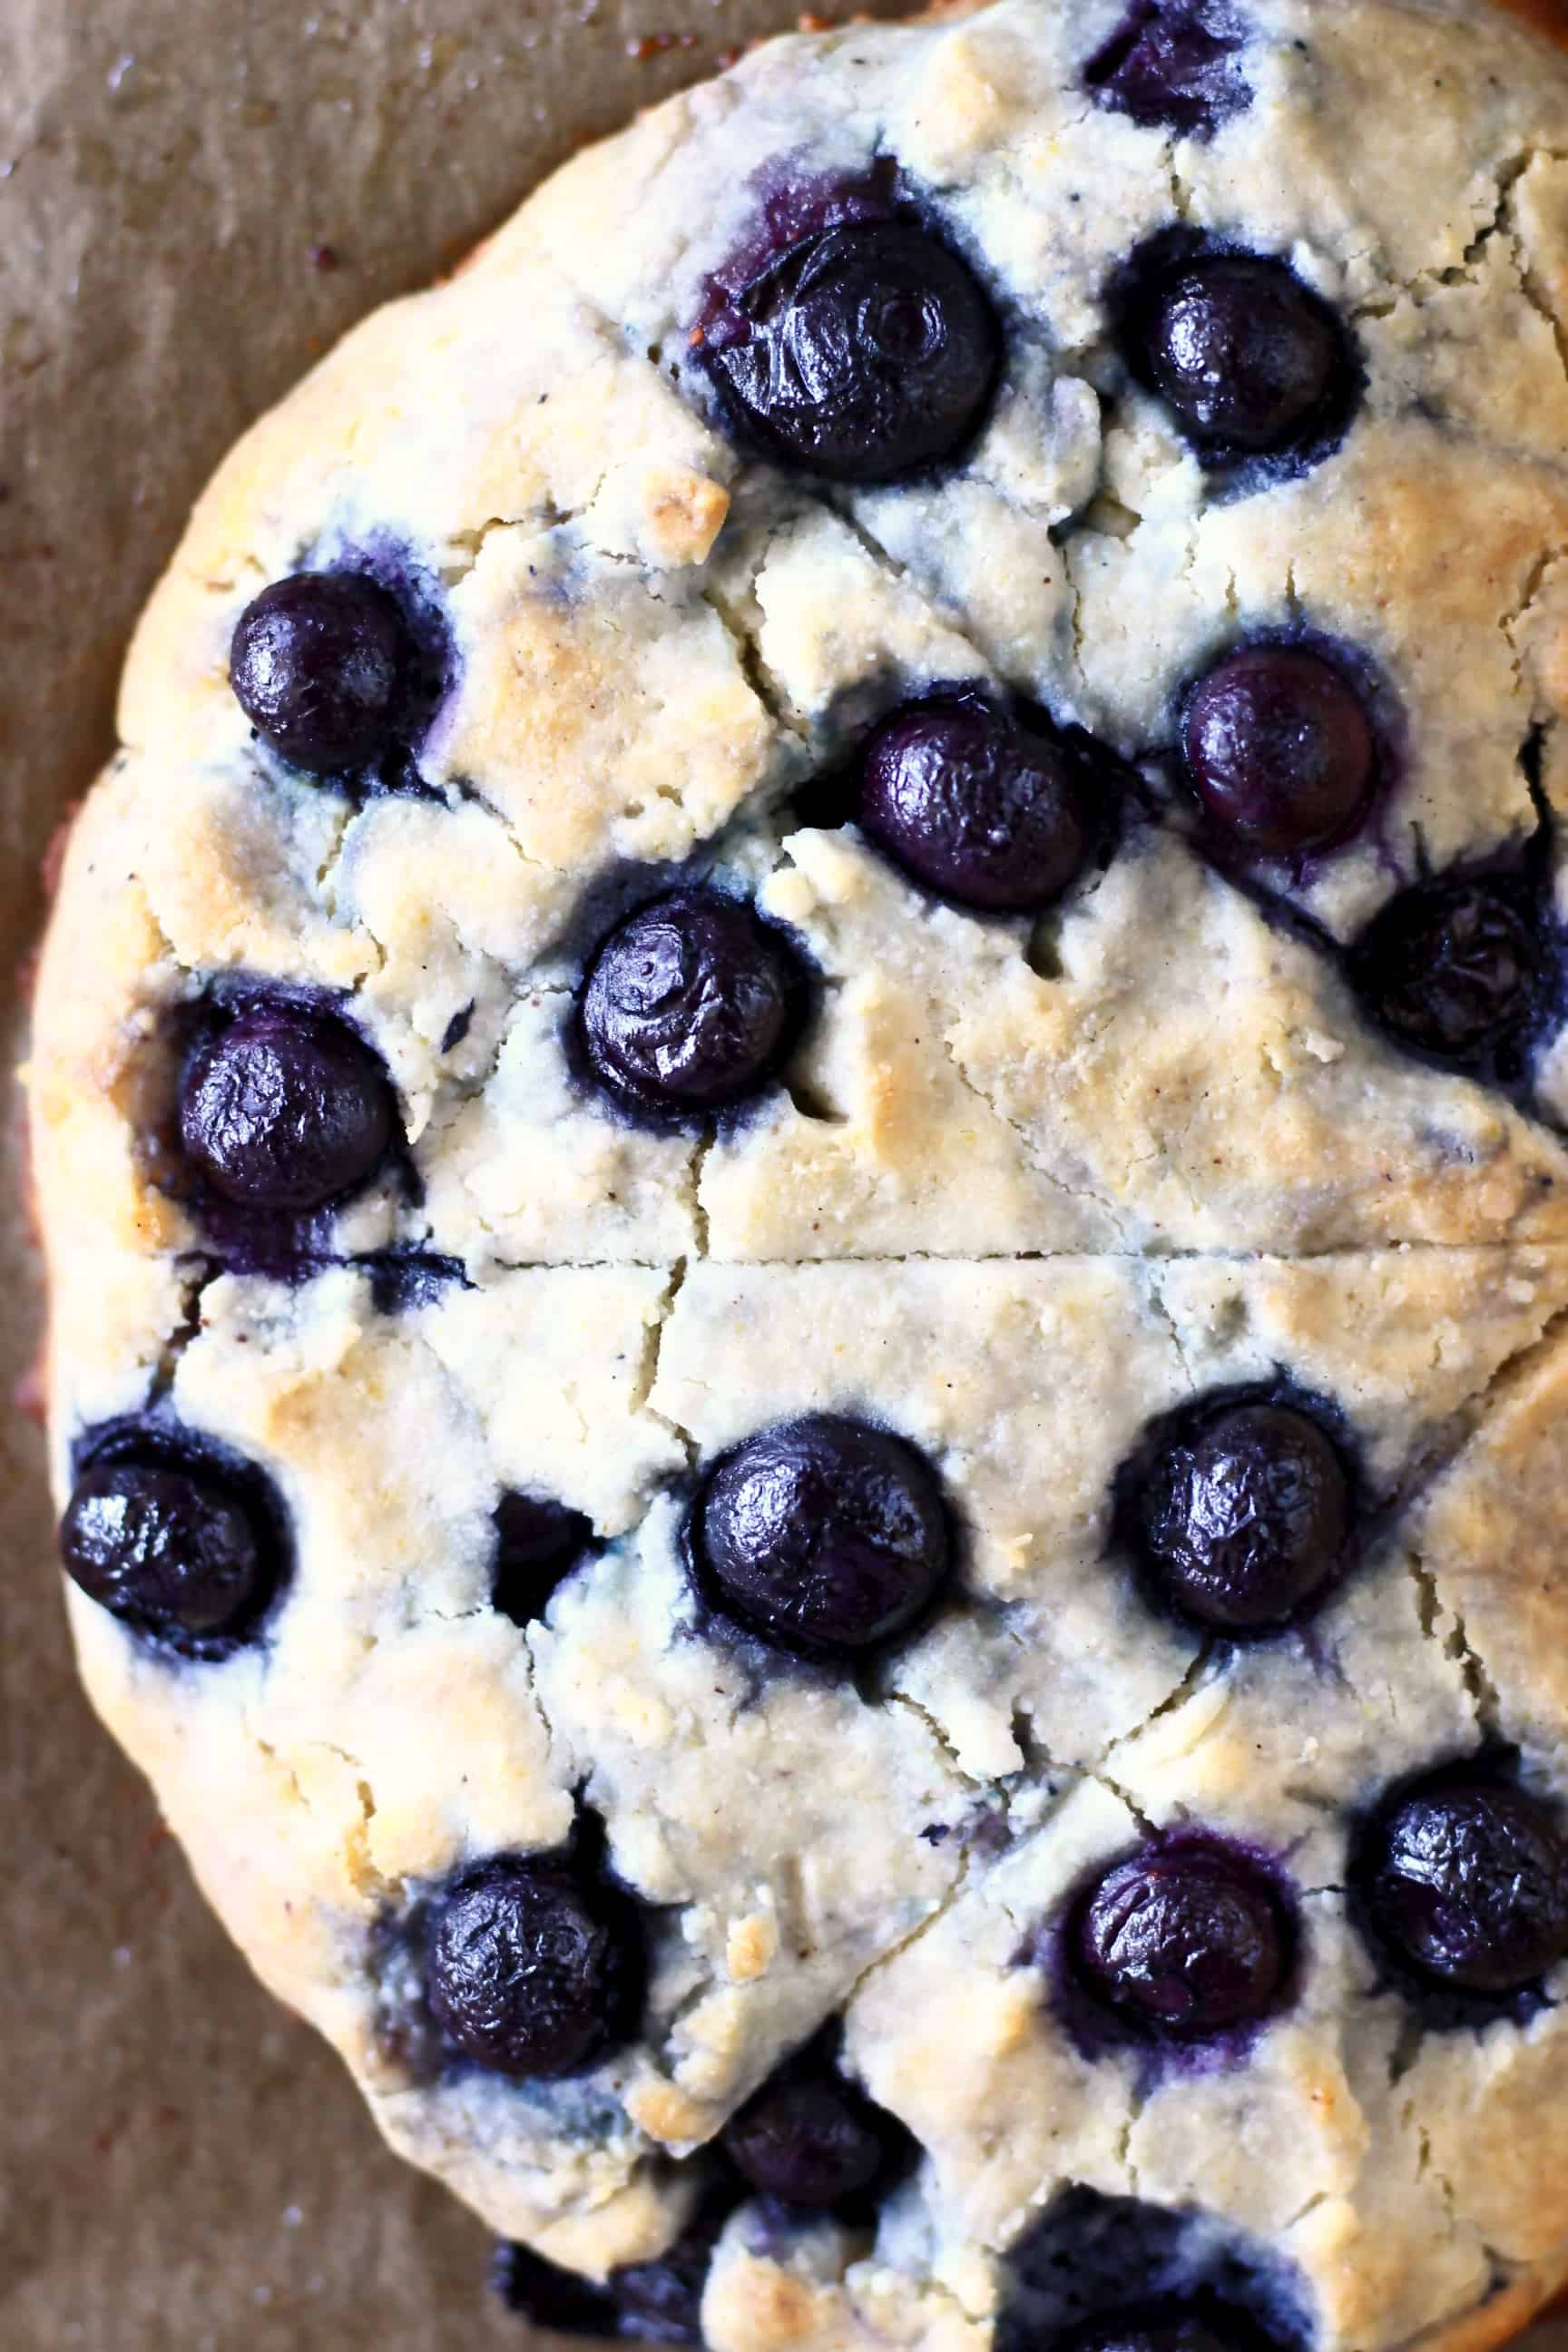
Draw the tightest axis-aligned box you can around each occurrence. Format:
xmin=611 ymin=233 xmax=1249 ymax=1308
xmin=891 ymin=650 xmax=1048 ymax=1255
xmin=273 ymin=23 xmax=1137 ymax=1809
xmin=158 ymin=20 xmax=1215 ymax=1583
xmin=26 ymin=0 xmax=1568 ymax=2344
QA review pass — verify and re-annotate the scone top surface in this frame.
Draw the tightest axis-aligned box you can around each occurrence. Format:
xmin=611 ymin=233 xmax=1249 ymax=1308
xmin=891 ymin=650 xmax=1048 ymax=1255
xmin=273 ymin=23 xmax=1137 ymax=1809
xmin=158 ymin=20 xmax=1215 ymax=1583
xmin=27 ymin=1 xmax=1568 ymax=2347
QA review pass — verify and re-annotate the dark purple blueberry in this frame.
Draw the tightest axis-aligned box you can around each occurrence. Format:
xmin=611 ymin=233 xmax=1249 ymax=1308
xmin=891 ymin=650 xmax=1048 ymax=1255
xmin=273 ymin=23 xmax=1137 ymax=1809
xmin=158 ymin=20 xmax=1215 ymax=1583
xmin=1063 ymin=2316 xmax=1240 ymax=2352
xmin=610 ymin=2228 xmax=715 ymax=2346
xmin=230 ymin=571 xmax=411 ymax=773
xmin=1366 ymin=1780 xmax=1568 ymax=1994
xmin=1182 ymin=645 xmax=1377 ymax=858
xmin=1130 ymin=1401 xmax=1352 ymax=1635
xmin=1072 ymin=1839 xmax=1291 ymax=2039
xmin=723 ymin=2070 xmax=887 ymax=2209
xmin=579 ymin=892 xmax=799 ymax=1117
xmin=707 ymin=220 xmax=1000 ymax=483
xmin=1350 ymin=880 xmax=1545 ymax=1074
xmin=492 ymin=1492 xmax=597 ymax=1627
xmin=60 ymin=1457 xmax=271 ymax=1642
xmin=694 ymin=1414 xmax=951 ymax=1661
xmin=1135 ymin=256 xmax=1346 ymax=458
xmin=180 ymin=1002 xmax=396 ymax=1212
xmin=859 ymin=694 xmax=1093 ymax=912
xmin=493 ymin=2241 xmax=622 ymax=2337
xmin=1084 ymin=0 xmax=1250 ymax=138
xmin=426 ymin=1858 xmax=628 ymax=2078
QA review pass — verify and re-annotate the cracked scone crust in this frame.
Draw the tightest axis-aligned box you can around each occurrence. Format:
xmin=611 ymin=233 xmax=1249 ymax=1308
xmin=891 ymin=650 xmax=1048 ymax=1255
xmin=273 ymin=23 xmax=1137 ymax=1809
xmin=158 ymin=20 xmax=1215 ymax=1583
xmin=26 ymin=0 xmax=1568 ymax=2344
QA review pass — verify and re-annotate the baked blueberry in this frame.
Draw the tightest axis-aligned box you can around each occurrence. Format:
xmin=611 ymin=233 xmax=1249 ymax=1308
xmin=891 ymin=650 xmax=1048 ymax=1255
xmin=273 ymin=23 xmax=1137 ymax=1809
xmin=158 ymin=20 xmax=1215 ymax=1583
xmin=230 ymin=571 xmax=411 ymax=773
xmin=706 ymin=220 xmax=1001 ymax=482
xmin=609 ymin=2217 xmax=720 ymax=2346
xmin=1364 ymin=1778 xmax=1568 ymax=1994
xmin=693 ymin=1413 xmax=951 ymax=1661
xmin=180 ymin=1001 xmax=397 ymax=1212
xmin=492 ymin=1492 xmax=597 ymax=1627
xmin=1132 ymin=254 xmax=1348 ymax=459
xmin=859 ymin=693 xmax=1094 ymax=912
xmin=426 ymin=1857 xmax=631 ymax=2078
xmin=723 ymin=2063 xmax=891 ymax=2209
xmin=1182 ymin=645 xmax=1377 ymax=858
xmin=61 ymin=1456 xmax=273 ymax=1643
xmin=1084 ymin=0 xmax=1250 ymax=138
xmin=579 ymin=891 xmax=799 ymax=1117
xmin=1064 ymin=2316 xmax=1240 ymax=2352
xmin=493 ymin=2240 xmax=622 ymax=2337
xmin=1125 ymin=1398 xmax=1353 ymax=1635
xmin=1350 ymin=879 xmax=1545 ymax=1075
xmin=1071 ymin=1838 xmax=1291 ymax=2039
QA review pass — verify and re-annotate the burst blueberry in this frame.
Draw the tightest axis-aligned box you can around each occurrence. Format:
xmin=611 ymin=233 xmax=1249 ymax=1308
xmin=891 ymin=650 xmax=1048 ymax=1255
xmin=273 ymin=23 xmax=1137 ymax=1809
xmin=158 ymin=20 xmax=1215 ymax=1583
xmin=426 ymin=1857 xmax=632 ymax=2078
xmin=1350 ymin=879 xmax=1545 ymax=1075
xmin=859 ymin=693 xmax=1095 ymax=912
xmin=1072 ymin=1838 xmax=1291 ymax=2040
xmin=1364 ymin=1777 xmax=1568 ymax=1994
xmin=180 ymin=1001 xmax=397 ymax=1212
xmin=579 ymin=891 xmax=799 ymax=1117
xmin=1130 ymin=253 xmax=1349 ymax=460
xmin=707 ymin=220 xmax=1000 ymax=482
xmin=1084 ymin=0 xmax=1251 ymax=138
xmin=693 ymin=1413 xmax=951 ymax=1661
xmin=230 ymin=571 xmax=413 ymax=773
xmin=1182 ymin=644 xmax=1377 ymax=858
xmin=1124 ymin=1397 xmax=1353 ymax=1635
xmin=61 ymin=1455 xmax=274 ymax=1644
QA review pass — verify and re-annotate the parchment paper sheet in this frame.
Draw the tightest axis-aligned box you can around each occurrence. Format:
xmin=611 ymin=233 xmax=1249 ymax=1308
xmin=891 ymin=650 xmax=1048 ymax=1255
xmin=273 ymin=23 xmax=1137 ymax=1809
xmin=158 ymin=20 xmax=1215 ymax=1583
xmin=4 ymin=3 xmax=1568 ymax=2346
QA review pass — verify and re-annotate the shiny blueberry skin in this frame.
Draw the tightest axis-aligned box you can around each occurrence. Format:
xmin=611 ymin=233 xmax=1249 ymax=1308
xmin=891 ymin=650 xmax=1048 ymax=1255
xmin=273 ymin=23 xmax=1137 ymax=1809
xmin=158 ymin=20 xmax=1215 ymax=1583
xmin=694 ymin=1413 xmax=952 ymax=1661
xmin=180 ymin=1002 xmax=396 ymax=1212
xmin=1365 ymin=1779 xmax=1568 ymax=1995
xmin=1134 ymin=255 xmax=1348 ymax=459
xmin=230 ymin=571 xmax=412 ymax=773
xmin=1350 ymin=880 xmax=1545 ymax=1076
xmin=60 ymin=1456 xmax=272 ymax=1643
xmin=492 ymin=1492 xmax=597 ymax=1628
xmin=708 ymin=220 xmax=1001 ymax=483
xmin=426 ymin=1858 xmax=629 ymax=2078
xmin=580 ymin=891 xmax=799 ymax=1117
xmin=1072 ymin=1839 xmax=1292 ymax=2040
xmin=723 ymin=2069 xmax=887 ymax=2209
xmin=1084 ymin=0 xmax=1250 ymax=138
xmin=1182 ymin=645 xmax=1377 ymax=858
xmin=1127 ymin=1399 xmax=1353 ymax=1636
xmin=859 ymin=694 xmax=1095 ymax=912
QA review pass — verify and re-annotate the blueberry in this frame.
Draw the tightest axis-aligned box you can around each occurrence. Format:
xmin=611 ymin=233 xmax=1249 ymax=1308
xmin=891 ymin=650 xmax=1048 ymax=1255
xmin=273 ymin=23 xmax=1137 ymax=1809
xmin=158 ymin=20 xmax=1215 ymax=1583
xmin=426 ymin=1858 xmax=632 ymax=2078
xmin=1132 ymin=255 xmax=1347 ymax=458
xmin=1350 ymin=880 xmax=1545 ymax=1075
xmin=859 ymin=693 xmax=1096 ymax=912
xmin=723 ymin=2067 xmax=890 ymax=2209
xmin=1084 ymin=0 xmax=1250 ymax=138
xmin=180 ymin=1002 xmax=397 ymax=1212
xmin=60 ymin=1456 xmax=273 ymax=1643
xmin=1126 ymin=1400 xmax=1353 ymax=1635
xmin=1365 ymin=1779 xmax=1568 ymax=1994
xmin=610 ymin=2220 xmax=718 ymax=2346
xmin=492 ymin=1492 xmax=597 ymax=1627
xmin=1182 ymin=645 xmax=1377 ymax=858
xmin=1071 ymin=1839 xmax=1291 ymax=2039
xmin=493 ymin=2241 xmax=622 ymax=2337
xmin=230 ymin=571 xmax=411 ymax=774
xmin=579 ymin=892 xmax=799 ymax=1117
xmin=693 ymin=1414 xmax=951 ymax=1661
xmin=1064 ymin=2317 xmax=1240 ymax=2352
xmin=707 ymin=220 xmax=1000 ymax=482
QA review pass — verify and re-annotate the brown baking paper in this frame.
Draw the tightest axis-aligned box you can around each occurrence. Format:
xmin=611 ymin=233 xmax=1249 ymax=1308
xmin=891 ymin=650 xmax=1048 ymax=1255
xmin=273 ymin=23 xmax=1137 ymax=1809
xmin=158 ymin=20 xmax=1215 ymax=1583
xmin=5 ymin=2 xmax=1568 ymax=2347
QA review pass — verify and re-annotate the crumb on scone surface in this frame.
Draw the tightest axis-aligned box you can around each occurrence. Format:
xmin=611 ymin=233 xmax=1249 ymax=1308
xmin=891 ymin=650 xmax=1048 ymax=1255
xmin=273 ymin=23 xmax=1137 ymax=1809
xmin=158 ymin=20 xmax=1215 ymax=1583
xmin=26 ymin=0 xmax=1568 ymax=2345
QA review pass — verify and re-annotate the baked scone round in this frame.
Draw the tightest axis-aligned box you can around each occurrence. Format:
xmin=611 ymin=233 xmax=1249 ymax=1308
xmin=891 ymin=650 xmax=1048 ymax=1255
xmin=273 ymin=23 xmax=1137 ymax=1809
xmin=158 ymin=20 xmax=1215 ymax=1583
xmin=28 ymin=0 xmax=1568 ymax=2345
